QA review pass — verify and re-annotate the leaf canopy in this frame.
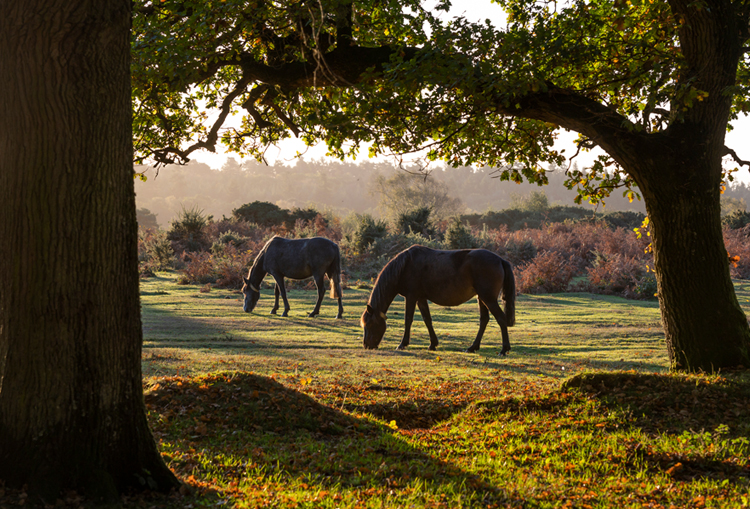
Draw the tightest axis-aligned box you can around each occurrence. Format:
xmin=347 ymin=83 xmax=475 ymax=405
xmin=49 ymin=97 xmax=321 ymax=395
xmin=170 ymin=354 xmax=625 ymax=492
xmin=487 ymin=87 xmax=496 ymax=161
xmin=132 ymin=0 xmax=750 ymax=203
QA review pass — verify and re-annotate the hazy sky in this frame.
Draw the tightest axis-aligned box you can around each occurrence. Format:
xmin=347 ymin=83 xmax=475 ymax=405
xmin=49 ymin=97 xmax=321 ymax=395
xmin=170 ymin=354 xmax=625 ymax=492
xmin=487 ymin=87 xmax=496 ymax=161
xmin=191 ymin=0 xmax=750 ymax=182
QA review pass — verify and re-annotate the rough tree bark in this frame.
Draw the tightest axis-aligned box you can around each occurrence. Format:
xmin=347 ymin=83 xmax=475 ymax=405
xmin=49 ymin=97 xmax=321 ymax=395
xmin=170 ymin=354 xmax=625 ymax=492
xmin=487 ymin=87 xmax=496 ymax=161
xmin=501 ymin=0 xmax=750 ymax=371
xmin=641 ymin=143 xmax=749 ymax=371
xmin=0 ymin=1 xmax=180 ymax=503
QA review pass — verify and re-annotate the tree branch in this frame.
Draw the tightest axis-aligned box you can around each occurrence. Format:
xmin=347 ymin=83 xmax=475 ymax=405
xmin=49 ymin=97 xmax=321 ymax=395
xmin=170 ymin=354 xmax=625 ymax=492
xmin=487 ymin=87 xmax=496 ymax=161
xmin=724 ymin=146 xmax=750 ymax=167
xmin=151 ymin=75 xmax=254 ymax=166
xmin=492 ymin=83 xmax=647 ymax=169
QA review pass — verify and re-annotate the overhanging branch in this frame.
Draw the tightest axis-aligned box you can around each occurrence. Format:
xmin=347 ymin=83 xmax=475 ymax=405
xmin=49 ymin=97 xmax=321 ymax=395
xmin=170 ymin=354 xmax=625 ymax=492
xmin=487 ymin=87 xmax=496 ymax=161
xmin=724 ymin=146 xmax=750 ymax=167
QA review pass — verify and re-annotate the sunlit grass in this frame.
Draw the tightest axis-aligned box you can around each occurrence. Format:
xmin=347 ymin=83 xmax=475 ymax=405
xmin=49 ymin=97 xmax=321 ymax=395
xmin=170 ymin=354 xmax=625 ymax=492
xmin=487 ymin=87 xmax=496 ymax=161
xmin=137 ymin=273 xmax=750 ymax=508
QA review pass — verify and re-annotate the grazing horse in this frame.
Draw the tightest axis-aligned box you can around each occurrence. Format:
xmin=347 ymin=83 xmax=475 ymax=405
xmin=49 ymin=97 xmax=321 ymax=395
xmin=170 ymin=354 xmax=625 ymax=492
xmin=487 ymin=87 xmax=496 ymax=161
xmin=360 ymin=245 xmax=515 ymax=354
xmin=242 ymin=236 xmax=344 ymax=318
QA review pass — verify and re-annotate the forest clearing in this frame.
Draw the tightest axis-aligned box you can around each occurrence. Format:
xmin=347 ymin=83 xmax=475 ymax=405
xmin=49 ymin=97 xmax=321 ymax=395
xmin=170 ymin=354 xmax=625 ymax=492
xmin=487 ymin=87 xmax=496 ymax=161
xmin=132 ymin=274 xmax=750 ymax=508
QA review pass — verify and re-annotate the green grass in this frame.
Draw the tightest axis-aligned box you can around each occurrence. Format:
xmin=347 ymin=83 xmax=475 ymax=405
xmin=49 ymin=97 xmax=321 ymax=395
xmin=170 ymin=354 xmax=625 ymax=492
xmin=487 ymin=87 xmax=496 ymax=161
xmin=134 ymin=272 xmax=750 ymax=508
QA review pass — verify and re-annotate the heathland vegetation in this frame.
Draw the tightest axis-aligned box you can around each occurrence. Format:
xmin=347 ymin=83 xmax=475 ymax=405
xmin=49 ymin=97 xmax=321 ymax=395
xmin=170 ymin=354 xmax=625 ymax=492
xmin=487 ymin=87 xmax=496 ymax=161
xmin=137 ymin=172 xmax=750 ymax=304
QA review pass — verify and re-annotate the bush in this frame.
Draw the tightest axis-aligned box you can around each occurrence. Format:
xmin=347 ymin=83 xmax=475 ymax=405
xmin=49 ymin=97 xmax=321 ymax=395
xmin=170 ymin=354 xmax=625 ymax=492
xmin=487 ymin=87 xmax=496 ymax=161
xmin=351 ymin=214 xmax=388 ymax=254
xmin=177 ymin=251 xmax=216 ymax=285
xmin=136 ymin=207 xmax=159 ymax=230
xmin=232 ymin=201 xmax=288 ymax=227
xmin=396 ymin=207 xmax=436 ymax=237
xmin=516 ymin=251 xmax=576 ymax=294
xmin=722 ymin=209 xmax=750 ymax=230
xmin=600 ymin=211 xmax=647 ymax=230
xmin=503 ymin=237 xmax=537 ymax=266
xmin=444 ymin=218 xmax=477 ymax=249
xmin=510 ymin=190 xmax=549 ymax=213
xmin=214 ymin=231 xmax=246 ymax=248
xmin=139 ymin=228 xmax=174 ymax=271
xmin=633 ymin=273 xmax=659 ymax=300
xmin=585 ymin=251 xmax=653 ymax=299
xmin=168 ymin=206 xmax=211 ymax=253
xmin=214 ymin=245 xmax=256 ymax=289
xmin=288 ymin=207 xmax=325 ymax=228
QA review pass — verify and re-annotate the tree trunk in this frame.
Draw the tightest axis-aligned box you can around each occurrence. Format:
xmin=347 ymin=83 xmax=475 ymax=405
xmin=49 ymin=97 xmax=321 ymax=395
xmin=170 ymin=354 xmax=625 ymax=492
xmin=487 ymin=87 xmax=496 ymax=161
xmin=635 ymin=133 xmax=750 ymax=372
xmin=0 ymin=1 xmax=180 ymax=504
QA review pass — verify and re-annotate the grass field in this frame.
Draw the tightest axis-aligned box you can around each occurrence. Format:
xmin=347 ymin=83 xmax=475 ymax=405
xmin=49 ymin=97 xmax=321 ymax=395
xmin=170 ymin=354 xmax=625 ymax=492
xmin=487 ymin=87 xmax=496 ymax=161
xmin=135 ymin=273 xmax=750 ymax=508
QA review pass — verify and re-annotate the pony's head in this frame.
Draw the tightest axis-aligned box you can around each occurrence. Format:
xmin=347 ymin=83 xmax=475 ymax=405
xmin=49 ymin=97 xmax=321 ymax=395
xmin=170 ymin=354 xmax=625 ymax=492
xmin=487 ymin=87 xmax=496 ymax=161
xmin=360 ymin=304 xmax=387 ymax=349
xmin=241 ymin=277 xmax=260 ymax=313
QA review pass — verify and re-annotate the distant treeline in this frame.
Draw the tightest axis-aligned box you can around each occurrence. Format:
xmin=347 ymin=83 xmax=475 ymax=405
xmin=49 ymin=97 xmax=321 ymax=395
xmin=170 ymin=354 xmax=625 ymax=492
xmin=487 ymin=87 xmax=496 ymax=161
xmin=461 ymin=207 xmax=646 ymax=231
xmin=135 ymin=157 xmax=658 ymax=228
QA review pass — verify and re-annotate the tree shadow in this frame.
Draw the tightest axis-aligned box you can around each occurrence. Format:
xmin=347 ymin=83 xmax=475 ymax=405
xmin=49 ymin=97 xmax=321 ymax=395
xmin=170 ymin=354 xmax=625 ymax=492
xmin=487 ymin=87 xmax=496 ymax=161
xmin=145 ymin=372 xmax=511 ymax=506
xmin=554 ymin=372 xmax=750 ymax=482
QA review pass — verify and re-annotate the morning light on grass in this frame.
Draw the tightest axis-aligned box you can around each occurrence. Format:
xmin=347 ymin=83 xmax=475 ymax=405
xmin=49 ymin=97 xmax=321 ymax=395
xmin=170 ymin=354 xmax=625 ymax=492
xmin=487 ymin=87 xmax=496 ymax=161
xmin=139 ymin=273 xmax=750 ymax=508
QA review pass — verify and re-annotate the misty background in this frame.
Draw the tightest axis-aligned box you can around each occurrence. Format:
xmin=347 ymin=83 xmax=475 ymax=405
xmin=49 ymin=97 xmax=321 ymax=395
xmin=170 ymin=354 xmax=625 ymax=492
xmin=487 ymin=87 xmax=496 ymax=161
xmin=134 ymin=158 xmax=660 ymax=229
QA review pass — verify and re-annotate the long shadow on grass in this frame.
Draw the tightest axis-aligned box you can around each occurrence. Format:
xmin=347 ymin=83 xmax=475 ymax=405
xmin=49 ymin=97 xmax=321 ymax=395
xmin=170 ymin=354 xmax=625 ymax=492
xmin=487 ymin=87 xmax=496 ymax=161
xmin=556 ymin=372 xmax=750 ymax=481
xmin=146 ymin=372 xmax=513 ymax=506
xmin=509 ymin=345 xmax=668 ymax=372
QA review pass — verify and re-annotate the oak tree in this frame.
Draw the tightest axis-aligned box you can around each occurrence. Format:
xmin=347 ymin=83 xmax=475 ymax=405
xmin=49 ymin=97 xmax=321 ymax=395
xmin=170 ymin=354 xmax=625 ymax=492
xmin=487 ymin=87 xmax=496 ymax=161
xmin=0 ymin=0 xmax=180 ymax=502
xmin=132 ymin=0 xmax=750 ymax=371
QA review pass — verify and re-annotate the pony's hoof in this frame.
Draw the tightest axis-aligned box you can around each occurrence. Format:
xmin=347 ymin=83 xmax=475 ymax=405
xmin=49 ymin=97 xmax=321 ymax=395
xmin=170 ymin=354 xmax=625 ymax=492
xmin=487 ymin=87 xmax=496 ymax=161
xmin=308 ymin=312 xmax=319 ymax=318
xmin=465 ymin=347 xmax=478 ymax=354
xmin=499 ymin=350 xmax=510 ymax=357
xmin=269 ymin=310 xmax=277 ymax=315
xmin=335 ymin=314 xmax=343 ymax=319
xmin=281 ymin=312 xmax=289 ymax=317
xmin=428 ymin=345 xmax=437 ymax=352
xmin=396 ymin=345 xmax=408 ymax=351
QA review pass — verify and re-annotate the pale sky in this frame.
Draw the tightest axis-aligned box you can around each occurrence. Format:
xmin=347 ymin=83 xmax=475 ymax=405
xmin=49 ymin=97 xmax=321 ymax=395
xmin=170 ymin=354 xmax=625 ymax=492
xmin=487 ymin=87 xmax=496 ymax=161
xmin=192 ymin=0 xmax=750 ymax=183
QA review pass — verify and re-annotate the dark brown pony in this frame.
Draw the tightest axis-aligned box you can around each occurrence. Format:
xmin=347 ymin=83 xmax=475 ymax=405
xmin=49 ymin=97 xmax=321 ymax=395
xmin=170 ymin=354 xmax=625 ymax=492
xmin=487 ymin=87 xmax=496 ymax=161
xmin=360 ymin=245 xmax=515 ymax=354
xmin=242 ymin=236 xmax=343 ymax=318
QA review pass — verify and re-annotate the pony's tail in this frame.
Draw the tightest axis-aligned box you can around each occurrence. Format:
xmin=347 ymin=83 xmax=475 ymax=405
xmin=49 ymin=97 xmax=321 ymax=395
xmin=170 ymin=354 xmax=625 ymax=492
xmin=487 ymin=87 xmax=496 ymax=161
xmin=502 ymin=259 xmax=516 ymax=327
xmin=330 ymin=248 xmax=342 ymax=299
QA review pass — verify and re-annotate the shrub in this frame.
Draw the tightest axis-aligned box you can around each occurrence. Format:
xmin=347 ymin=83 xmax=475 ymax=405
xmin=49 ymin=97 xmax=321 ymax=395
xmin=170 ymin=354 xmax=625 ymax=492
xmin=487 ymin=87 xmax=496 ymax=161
xmin=232 ymin=201 xmax=289 ymax=227
xmin=585 ymin=252 xmax=653 ymax=299
xmin=469 ymin=223 xmax=510 ymax=252
xmin=510 ymin=190 xmax=549 ymax=213
xmin=205 ymin=217 xmax=263 ymax=240
xmin=600 ymin=211 xmax=647 ymax=230
xmin=214 ymin=245 xmax=256 ymax=289
xmin=177 ymin=251 xmax=216 ymax=285
xmin=213 ymin=231 xmax=246 ymax=249
xmin=396 ymin=207 xmax=436 ymax=237
xmin=168 ymin=206 xmax=211 ymax=253
xmin=139 ymin=229 xmax=174 ymax=271
xmin=136 ymin=207 xmax=159 ymax=230
xmin=633 ymin=273 xmax=659 ymax=300
xmin=375 ymin=231 xmax=445 ymax=257
xmin=722 ymin=209 xmax=750 ymax=230
xmin=351 ymin=214 xmax=388 ymax=254
xmin=516 ymin=251 xmax=576 ymax=294
xmin=444 ymin=218 xmax=477 ymax=249
xmin=288 ymin=207 xmax=324 ymax=228
xmin=503 ymin=237 xmax=537 ymax=266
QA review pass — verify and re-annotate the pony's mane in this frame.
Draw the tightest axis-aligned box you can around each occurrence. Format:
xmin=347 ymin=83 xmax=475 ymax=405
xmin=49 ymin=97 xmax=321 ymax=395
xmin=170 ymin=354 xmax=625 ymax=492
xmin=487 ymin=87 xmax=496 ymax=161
xmin=369 ymin=247 xmax=411 ymax=310
xmin=249 ymin=235 xmax=279 ymax=273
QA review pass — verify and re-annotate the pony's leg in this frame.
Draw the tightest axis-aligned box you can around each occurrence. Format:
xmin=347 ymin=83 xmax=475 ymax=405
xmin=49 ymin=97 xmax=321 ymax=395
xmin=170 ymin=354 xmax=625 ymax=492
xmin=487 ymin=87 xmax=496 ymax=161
xmin=308 ymin=274 xmax=325 ymax=317
xmin=396 ymin=297 xmax=417 ymax=350
xmin=466 ymin=300 xmax=491 ymax=353
xmin=270 ymin=284 xmax=280 ymax=315
xmin=417 ymin=299 xmax=439 ymax=351
xmin=334 ymin=278 xmax=344 ymax=319
xmin=483 ymin=298 xmax=511 ymax=356
xmin=271 ymin=275 xmax=291 ymax=317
